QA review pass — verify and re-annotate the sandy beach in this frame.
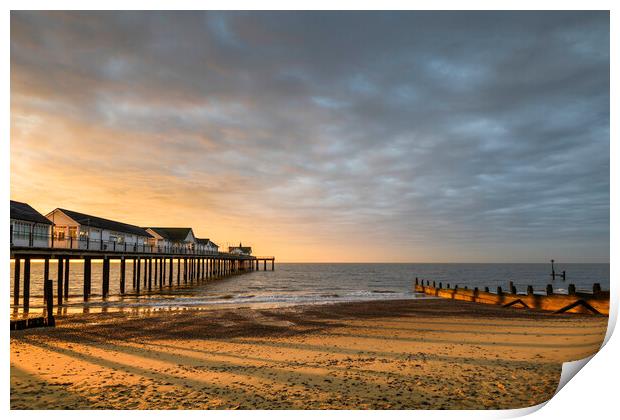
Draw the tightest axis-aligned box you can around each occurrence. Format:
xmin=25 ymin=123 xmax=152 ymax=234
xmin=10 ymin=299 xmax=607 ymax=410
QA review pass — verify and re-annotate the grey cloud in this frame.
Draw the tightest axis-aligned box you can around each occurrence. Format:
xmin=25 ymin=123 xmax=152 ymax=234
xmin=10 ymin=11 xmax=609 ymax=261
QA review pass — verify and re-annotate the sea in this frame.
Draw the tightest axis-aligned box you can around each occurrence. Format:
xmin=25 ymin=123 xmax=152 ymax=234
xmin=9 ymin=261 xmax=609 ymax=315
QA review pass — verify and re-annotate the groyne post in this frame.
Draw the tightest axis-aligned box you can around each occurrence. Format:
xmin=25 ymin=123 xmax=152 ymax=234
xmin=546 ymin=284 xmax=553 ymax=295
xmin=568 ymin=284 xmax=576 ymax=296
xmin=509 ymin=281 xmax=516 ymax=294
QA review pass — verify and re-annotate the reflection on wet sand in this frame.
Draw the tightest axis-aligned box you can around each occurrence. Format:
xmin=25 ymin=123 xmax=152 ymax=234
xmin=11 ymin=299 xmax=607 ymax=409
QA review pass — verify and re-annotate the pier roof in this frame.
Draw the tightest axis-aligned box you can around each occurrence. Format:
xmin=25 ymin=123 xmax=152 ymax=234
xmin=10 ymin=200 xmax=53 ymax=225
xmin=55 ymin=208 xmax=152 ymax=237
xmin=146 ymin=227 xmax=193 ymax=242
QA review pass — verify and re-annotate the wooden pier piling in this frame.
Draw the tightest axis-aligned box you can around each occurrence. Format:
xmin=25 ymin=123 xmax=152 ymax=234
xmin=57 ymin=258 xmax=63 ymax=305
xmin=13 ymin=257 xmax=20 ymax=307
xmin=11 ymin=245 xmax=272 ymax=328
xmin=64 ymin=258 xmax=70 ymax=300
xmin=120 ymin=257 xmax=126 ymax=294
xmin=23 ymin=257 xmax=31 ymax=312
xmin=102 ymin=256 xmax=110 ymax=298
xmin=83 ymin=257 xmax=91 ymax=301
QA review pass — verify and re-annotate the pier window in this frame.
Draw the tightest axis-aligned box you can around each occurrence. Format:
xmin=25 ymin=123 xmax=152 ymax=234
xmin=12 ymin=221 xmax=32 ymax=238
xmin=34 ymin=224 xmax=48 ymax=239
xmin=53 ymin=226 xmax=66 ymax=240
xmin=110 ymin=234 xmax=124 ymax=244
xmin=69 ymin=226 xmax=77 ymax=238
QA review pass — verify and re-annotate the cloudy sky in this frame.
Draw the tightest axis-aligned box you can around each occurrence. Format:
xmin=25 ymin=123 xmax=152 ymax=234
xmin=10 ymin=11 xmax=609 ymax=262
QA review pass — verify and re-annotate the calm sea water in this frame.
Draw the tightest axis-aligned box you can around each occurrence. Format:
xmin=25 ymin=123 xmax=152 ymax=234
xmin=9 ymin=261 xmax=609 ymax=314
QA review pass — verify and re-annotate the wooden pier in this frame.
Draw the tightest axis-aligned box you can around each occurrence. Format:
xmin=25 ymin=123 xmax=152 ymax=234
xmin=11 ymin=246 xmax=274 ymax=329
xmin=254 ymin=256 xmax=275 ymax=271
xmin=414 ymin=278 xmax=609 ymax=315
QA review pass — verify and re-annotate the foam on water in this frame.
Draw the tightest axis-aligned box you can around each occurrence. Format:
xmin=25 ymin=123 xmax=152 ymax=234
xmin=9 ymin=262 xmax=609 ymax=313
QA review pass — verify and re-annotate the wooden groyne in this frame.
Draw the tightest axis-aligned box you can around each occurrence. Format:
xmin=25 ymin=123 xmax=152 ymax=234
xmin=414 ymin=278 xmax=609 ymax=315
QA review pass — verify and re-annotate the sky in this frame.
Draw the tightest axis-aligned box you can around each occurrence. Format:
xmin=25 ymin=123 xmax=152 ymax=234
xmin=10 ymin=11 xmax=610 ymax=262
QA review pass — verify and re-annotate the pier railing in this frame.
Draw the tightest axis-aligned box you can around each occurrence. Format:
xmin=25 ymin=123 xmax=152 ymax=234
xmin=10 ymin=230 xmax=226 ymax=256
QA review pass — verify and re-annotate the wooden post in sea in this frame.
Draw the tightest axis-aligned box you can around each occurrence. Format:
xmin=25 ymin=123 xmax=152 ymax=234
xmin=177 ymin=258 xmax=181 ymax=285
xmin=154 ymin=257 xmax=158 ymax=286
xmin=527 ymin=285 xmax=534 ymax=295
xmin=159 ymin=258 xmax=163 ymax=288
xmin=83 ymin=257 xmax=91 ymax=301
xmin=23 ymin=257 xmax=31 ymax=312
xmin=136 ymin=258 xmax=141 ymax=293
xmin=64 ymin=258 xmax=70 ymax=300
xmin=57 ymin=257 xmax=64 ymax=306
xmin=148 ymin=258 xmax=152 ymax=290
xmin=509 ymin=281 xmax=516 ymax=294
xmin=271 ymin=259 xmax=274 ymax=271
xmin=120 ymin=257 xmax=126 ymax=294
xmin=169 ymin=258 xmax=173 ymax=286
xmin=496 ymin=286 xmax=503 ymax=296
xmin=102 ymin=256 xmax=110 ymax=298
xmin=546 ymin=284 xmax=553 ymax=295
xmin=568 ymin=284 xmax=576 ymax=296
xmin=43 ymin=256 xmax=49 ymax=281
xmin=184 ymin=258 xmax=188 ymax=283
xmin=13 ymin=257 xmax=20 ymax=307
xmin=134 ymin=258 xmax=140 ymax=290
xmin=143 ymin=258 xmax=147 ymax=287
xmin=132 ymin=258 xmax=136 ymax=289
xmin=263 ymin=259 xmax=267 ymax=271
xmin=593 ymin=283 xmax=601 ymax=294
xmin=45 ymin=279 xmax=55 ymax=327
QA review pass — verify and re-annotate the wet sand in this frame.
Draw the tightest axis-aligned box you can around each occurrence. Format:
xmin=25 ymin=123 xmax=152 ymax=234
xmin=10 ymin=299 xmax=607 ymax=409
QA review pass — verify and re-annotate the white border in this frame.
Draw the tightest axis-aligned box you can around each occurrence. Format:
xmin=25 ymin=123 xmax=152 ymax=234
xmin=3 ymin=2 xmax=616 ymax=419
